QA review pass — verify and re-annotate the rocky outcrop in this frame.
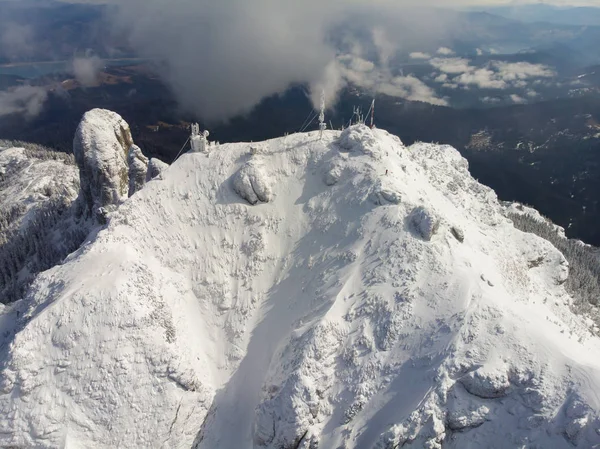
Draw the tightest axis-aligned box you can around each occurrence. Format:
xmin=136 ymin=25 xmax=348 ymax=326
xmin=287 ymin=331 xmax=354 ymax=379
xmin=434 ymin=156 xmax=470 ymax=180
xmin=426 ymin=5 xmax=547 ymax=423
xmin=73 ymin=109 xmax=135 ymax=223
xmin=233 ymin=161 xmax=272 ymax=205
xmin=146 ymin=158 xmax=169 ymax=182
xmin=410 ymin=206 xmax=440 ymax=241
xmin=128 ymin=145 xmax=149 ymax=197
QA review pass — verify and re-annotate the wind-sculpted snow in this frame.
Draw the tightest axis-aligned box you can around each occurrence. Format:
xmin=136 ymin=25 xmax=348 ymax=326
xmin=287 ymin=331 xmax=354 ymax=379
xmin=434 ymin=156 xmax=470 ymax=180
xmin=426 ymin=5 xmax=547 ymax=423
xmin=73 ymin=109 xmax=135 ymax=223
xmin=1 ymin=125 xmax=599 ymax=448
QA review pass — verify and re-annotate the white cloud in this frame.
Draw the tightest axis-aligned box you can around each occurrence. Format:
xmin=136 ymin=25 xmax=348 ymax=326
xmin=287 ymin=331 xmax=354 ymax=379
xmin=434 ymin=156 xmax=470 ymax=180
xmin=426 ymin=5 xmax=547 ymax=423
xmin=491 ymin=61 xmax=555 ymax=80
xmin=429 ymin=57 xmax=472 ymax=74
xmin=510 ymin=94 xmax=527 ymax=104
xmin=334 ymin=54 xmax=447 ymax=106
xmin=379 ymin=75 xmax=448 ymax=106
xmin=409 ymin=52 xmax=431 ymax=60
xmin=111 ymin=0 xmax=468 ymax=121
xmin=340 ymin=55 xmax=375 ymax=73
xmin=476 ymin=48 xmax=483 ymax=56
xmin=372 ymin=27 xmax=397 ymax=66
xmin=455 ymin=68 xmax=507 ymax=89
xmin=428 ymin=58 xmax=556 ymax=91
xmin=436 ymin=47 xmax=455 ymax=56
xmin=0 ymin=85 xmax=48 ymax=118
xmin=102 ymin=0 xmax=558 ymax=120
xmin=71 ymin=55 xmax=104 ymax=87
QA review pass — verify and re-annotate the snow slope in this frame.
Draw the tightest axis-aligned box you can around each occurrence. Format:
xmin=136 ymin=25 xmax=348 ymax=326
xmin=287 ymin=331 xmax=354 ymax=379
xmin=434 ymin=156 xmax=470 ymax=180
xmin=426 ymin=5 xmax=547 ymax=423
xmin=1 ymin=125 xmax=600 ymax=448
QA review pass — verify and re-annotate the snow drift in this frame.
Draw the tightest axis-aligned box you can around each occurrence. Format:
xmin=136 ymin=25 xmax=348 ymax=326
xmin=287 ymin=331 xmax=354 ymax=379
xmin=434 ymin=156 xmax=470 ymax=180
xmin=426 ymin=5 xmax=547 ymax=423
xmin=1 ymin=124 xmax=599 ymax=449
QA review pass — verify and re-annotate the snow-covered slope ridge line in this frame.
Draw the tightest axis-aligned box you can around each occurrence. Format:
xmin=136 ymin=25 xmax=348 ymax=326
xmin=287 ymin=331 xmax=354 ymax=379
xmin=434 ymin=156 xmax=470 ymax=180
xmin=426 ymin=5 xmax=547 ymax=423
xmin=1 ymin=124 xmax=600 ymax=449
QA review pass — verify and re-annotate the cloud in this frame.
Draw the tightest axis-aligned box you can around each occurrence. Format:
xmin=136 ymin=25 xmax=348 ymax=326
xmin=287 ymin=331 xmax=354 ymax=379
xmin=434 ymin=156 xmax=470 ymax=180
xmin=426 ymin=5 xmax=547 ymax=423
xmin=409 ymin=52 xmax=431 ymax=60
xmin=0 ymin=23 xmax=35 ymax=60
xmin=0 ymin=86 xmax=48 ymax=118
xmin=510 ymin=94 xmax=526 ymax=104
xmin=491 ymin=61 xmax=555 ymax=80
xmin=436 ymin=47 xmax=455 ymax=56
xmin=333 ymin=54 xmax=447 ymax=106
xmin=340 ymin=55 xmax=375 ymax=73
xmin=429 ymin=57 xmax=472 ymax=74
xmin=455 ymin=68 xmax=508 ymax=89
xmin=429 ymin=57 xmax=555 ymax=90
xmin=111 ymin=0 xmax=461 ymax=122
xmin=371 ymin=27 xmax=397 ymax=66
xmin=104 ymin=0 xmax=557 ymax=120
xmin=114 ymin=0 xmax=342 ymax=121
xmin=379 ymin=75 xmax=448 ymax=106
xmin=71 ymin=55 xmax=104 ymax=86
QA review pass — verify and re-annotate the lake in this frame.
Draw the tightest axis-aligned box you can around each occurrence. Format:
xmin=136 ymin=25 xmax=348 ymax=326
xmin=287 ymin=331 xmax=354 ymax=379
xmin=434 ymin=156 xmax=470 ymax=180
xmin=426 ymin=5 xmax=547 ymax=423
xmin=0 ymin=58 xmax=146 ymax=79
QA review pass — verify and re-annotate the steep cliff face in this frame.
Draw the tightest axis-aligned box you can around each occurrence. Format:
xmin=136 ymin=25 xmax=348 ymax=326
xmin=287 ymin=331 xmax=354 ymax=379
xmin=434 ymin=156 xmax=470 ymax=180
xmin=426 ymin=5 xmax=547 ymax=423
xmin=0 ymin=125 xmax=599 ymax=449
xmin=73 ymin=109 xmax=135 ymax=223
xmin=128 ymin=144 xmax=149 ymax=197
xmin=146 ymin=157 xmax=169 ymax=182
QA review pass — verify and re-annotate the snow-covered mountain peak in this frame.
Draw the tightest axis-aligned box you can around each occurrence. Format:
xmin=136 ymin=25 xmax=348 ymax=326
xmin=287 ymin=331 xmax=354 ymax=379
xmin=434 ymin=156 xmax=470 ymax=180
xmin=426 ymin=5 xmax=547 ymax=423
xmin=1 ymin=124 xmax=599 ymax=448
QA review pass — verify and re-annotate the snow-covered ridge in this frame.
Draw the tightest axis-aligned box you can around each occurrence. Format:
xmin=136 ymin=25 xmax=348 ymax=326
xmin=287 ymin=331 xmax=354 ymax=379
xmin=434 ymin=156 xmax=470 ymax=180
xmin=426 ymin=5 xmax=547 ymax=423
xmin=0 ymin=143 xmax=81 ymax=303
xmin=1 ymin=124 xmax=599 ymax=448
xmin=1 ymin=110 xmax=168 ymax=304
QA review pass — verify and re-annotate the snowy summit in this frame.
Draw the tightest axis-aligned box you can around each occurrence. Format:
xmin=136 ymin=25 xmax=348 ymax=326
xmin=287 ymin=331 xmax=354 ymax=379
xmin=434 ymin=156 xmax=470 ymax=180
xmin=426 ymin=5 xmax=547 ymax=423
xmin=1 ymin=111 xmax=599 ymax=448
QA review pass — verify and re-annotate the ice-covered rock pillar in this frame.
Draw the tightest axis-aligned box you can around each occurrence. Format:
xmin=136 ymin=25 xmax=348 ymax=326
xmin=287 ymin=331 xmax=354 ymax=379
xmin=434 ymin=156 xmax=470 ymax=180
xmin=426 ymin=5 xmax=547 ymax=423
xmin=128 ymin=144 xmax=149 ymax=197
xmin=73 ymin=108 xmax=134 ymax=223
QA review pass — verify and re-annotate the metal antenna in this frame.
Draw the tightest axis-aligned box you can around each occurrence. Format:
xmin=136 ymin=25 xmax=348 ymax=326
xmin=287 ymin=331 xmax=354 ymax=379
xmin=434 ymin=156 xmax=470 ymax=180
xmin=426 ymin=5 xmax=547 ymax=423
xmin=318 ymin=90 xmax=327 ymax=139
xmin=370 ymin=99 xmax=375 ymax=129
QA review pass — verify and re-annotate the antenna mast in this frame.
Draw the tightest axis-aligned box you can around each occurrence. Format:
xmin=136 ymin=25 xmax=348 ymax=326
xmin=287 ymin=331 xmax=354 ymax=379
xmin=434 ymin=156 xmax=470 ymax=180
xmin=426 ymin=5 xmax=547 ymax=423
xmin=318 ymin=90 xmax=327 ymax=139
xmin=370 ymin=99 xmax=375 ymax=129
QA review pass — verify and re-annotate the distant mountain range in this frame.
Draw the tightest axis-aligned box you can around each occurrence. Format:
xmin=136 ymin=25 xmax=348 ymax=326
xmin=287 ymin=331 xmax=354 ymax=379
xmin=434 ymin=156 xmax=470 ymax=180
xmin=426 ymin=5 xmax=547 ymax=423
xmin=0 ymin=64 xmax=598 ymax=248
xmin=481 ymin=4 xmax=600 ymax=27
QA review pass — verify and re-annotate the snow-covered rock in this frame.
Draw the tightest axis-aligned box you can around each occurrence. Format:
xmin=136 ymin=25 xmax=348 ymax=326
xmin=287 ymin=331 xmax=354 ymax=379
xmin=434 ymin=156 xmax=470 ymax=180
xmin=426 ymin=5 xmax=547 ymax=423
xmin=73 ymin=109 xmax=134 ymax=223
xmin=146 ymin=157 xmax=169 ymax=182
xmin=410 ymin=205 xmax=440 ymax=240
xmin=1 ymin=125 xmax=600 ymax=449
xmin=232 ymin=159 xmax=273 ymax=205
xmin=128 ymin=144 xmax=148 ymax=197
